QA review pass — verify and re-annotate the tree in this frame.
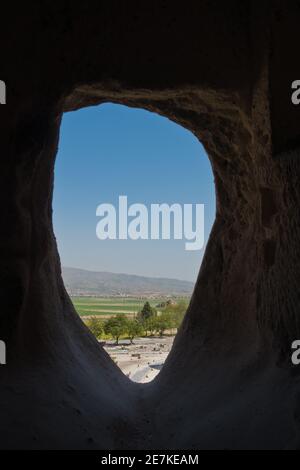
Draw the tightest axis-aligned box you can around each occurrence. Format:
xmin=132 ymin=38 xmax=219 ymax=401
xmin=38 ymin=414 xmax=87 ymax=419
xmin=163 ymin=299 xmax=188 ymax=330
xmin=104 ymin=314 xmax=128 ymax=345
xmin=126 ymin=319 xmax=144 ymax=344
xmin=86 ymin=317 xmax=103 ymax=339
xmin=176 ymin=301 xmax=187 ymax=328
xmin=144 ymin=316 xmax=156 ymax=336
xmin=154 ymin=313 xmax=173 ymax=337
xmin=138 ymin=301 xmax=156 ymax=322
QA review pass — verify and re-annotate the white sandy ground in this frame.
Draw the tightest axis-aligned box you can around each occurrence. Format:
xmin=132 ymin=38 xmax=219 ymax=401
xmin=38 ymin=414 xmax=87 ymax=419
xmin=102 ymin=336 xmax=174 ymax=383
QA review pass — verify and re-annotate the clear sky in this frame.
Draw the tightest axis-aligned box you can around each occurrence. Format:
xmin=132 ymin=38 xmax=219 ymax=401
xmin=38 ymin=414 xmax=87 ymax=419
xmin=53 ymin=103 xmax=215 ymax=282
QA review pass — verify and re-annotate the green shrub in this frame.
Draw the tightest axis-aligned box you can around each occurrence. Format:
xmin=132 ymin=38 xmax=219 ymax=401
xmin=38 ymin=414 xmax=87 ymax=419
xmin=103 ymin=314 xmax=128 ymax=344
xmin=86 ymin=317 xmax=103 ymax=339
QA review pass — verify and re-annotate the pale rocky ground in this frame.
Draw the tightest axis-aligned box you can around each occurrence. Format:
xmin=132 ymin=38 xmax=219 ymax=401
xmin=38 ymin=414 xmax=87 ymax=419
xmin=103 ymin=336 xmax=174 ymax=383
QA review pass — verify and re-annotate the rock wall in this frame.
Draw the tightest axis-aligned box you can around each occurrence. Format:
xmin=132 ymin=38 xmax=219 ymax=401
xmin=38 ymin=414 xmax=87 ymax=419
xmin=0 ymin=0 xmax=300 ymax=449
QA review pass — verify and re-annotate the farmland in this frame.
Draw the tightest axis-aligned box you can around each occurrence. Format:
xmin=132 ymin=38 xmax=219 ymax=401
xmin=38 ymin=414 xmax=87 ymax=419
xmin=71 ymin=296 xmax=169 ymax=318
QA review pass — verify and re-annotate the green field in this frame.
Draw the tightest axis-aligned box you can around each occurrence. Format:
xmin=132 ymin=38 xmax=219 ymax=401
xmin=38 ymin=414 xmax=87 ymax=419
xmin=71 ymin=296 xmax=167 ymax=318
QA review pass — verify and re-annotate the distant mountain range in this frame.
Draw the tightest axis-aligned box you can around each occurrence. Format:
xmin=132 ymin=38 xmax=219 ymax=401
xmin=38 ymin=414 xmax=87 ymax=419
xmin=62 ymin=267 xmax=194 ymax=297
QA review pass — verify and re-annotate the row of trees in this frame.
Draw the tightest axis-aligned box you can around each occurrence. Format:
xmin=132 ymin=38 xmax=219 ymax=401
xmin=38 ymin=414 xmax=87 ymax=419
xmin=86 ymin=314 xmax=142 ymax=345
xmin=85 ymin=300 xmax=188 ymax=344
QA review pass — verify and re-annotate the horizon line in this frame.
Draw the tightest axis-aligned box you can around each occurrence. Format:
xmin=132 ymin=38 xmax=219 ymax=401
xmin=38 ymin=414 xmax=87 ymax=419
xmin=62 ymin=265 xmax=195 ymax=284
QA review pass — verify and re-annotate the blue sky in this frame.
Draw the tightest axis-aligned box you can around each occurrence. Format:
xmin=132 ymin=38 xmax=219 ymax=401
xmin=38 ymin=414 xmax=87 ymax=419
xmin=53 ymin=103 xmax=215 ymax=282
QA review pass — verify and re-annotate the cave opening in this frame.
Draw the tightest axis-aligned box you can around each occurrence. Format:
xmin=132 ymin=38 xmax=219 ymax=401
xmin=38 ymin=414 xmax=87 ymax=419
xmin=53 ymin=102 xmax=215 ymax=383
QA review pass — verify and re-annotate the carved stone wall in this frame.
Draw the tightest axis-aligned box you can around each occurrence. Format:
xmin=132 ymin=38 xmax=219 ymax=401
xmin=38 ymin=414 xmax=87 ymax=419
xmin=0 ymin=1 xmax=300 ymax=449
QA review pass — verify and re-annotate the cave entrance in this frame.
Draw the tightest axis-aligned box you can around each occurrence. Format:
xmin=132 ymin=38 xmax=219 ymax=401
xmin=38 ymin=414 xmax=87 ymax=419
xmin=53 ymin=102 xmax=215 ymax=383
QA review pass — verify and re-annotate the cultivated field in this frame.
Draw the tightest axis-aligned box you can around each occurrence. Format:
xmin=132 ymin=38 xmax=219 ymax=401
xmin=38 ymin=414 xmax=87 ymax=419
xmin=71 ymin=296 xmax=167 ymax=319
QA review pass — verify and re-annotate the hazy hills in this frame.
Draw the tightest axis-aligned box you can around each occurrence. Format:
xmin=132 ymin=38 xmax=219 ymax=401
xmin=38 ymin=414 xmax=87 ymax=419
xmin=62 ymin=267 xmax=193 ymax=297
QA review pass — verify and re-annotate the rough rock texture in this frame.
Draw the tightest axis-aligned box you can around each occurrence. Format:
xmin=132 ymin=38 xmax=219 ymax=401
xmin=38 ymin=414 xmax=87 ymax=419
xmin=1 ymin=1 xmax=300 ymax=449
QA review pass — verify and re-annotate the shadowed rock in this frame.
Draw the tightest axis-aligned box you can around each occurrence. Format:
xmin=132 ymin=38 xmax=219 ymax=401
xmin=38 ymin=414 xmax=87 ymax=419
xmin=0 ymin=0 xmax=300 ymax=450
